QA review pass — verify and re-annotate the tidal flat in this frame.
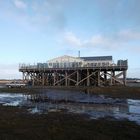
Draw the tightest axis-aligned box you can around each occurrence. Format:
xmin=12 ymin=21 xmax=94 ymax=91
xmin=0 ymin=105 xmax=140 ymax=140
xmin=1 ymin=85 xmax=140 ymax=98
xmin=0 ymin=86 xmax=140 ymax=140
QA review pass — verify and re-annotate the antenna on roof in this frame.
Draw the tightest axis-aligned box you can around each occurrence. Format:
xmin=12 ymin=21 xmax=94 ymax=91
xmin=78 ymin=50 xmax=80 ymax=58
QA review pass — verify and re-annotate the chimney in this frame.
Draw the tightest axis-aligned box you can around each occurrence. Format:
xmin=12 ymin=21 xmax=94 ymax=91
xmin=78 ymin=51 xmax=80 ymax=58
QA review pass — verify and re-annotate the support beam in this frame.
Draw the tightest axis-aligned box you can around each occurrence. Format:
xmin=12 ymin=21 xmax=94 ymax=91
xmin=22 ymin=72 xmax=25 ymax=83
xmin=68 ymin=77 xmax=77 ymax=83
xmin=106 ymin=72 xmax=124 ymax=85
xmin=32 ymin=73 xmax=35 ymax=86
xmin=20 ymin=65 xmax=128 ymax=87
xmin=87 ymin=69 xmax=90 ymax=86
xmin=112 ymin=71 xmax=115 ymax=85
xmin=76 ymin=71 xmax=97 ymax=86
xmin=123 ymin=70 xmax=127 ymax=86
xmin=65 ymin=71 xmax=68 ymax=86
xmin=76 ymin=70 xmax=79 ymax=86
xmin=104 ymin=71 xmax=107 ymax=81
xmin=110 ymin=71 xmax=113 ymax=86
xmin=53 ymin=72 xmax=56 ymax=86
xmin=42 ymin=73 xmax=45 ymax=86
xmin=54 ymin=71 xmax=77 ymax=85
xmin=97 ymin=70 xmax=100 ymax=86
xmin=115 ymin=72 xmax=123 ymax=78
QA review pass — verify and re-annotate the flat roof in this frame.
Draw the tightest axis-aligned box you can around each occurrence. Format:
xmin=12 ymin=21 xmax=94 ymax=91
xmin=80 ymin=56 xmax=112 ymax=61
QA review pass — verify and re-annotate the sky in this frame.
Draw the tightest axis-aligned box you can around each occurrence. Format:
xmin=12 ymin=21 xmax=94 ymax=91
xmin=0 ymin=0 xmax=140 ymax=79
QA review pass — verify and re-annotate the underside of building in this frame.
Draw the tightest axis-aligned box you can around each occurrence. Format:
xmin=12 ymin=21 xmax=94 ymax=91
xmin=19 ymin=55 xmax=128 ymax=87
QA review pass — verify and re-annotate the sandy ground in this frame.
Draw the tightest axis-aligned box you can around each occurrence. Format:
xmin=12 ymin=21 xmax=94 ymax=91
xmin=0 ymin=105 xmax=140 ymax=140
xmin=86 ymin=86 xmax=140 ymax=99
xmin=0 ymin=86 xmax=140 ymax=140
xmin=1 ymin=86 xmax=140 ymax=99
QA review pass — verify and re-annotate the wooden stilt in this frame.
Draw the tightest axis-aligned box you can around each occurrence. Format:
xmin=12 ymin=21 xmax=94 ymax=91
xmin=87 ymin=69 xmax=90 ymax=86
xmin=98 ymin=70 xmax=100 ymax=86
xmin=123 ymin=70 xmax=127 ymax=86
xmin=19 ymin=65 xmax=128 ymax=87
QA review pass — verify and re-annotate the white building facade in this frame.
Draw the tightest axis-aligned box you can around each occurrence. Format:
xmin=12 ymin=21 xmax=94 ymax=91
xmin=43 ymin=55 xmax=113 ymax=68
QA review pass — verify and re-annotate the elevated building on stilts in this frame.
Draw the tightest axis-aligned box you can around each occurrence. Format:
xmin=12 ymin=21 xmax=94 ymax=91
xmin=19 ymin=55 xmax=128 ymax=87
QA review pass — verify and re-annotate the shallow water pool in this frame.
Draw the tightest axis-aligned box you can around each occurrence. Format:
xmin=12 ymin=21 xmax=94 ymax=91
xmin=0 ymin=89 xmax=140 ymax=124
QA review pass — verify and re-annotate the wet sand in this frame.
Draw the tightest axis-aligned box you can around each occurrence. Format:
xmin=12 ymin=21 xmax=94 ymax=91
xmin=0 ymin=105 xmax=140 ymax=140
xmin=87 ymin=86 xmax=140 ymax=99
xmin=0 ymin=86 xmax=140 ymax=99
xmin=0 ymin=86 xmax=140 ymax=140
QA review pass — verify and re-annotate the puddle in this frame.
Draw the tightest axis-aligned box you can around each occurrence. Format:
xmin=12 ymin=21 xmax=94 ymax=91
xmin=0 ymin=89 xmax=140 ymax=125
xmin=0 ymin=93 xmax=27 ymax=106
xmin=0 ymin=85 xmax=5 ymax=88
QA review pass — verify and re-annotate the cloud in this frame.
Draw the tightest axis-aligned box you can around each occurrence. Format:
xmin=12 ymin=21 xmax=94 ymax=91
xmin=94 ymin=0 xmax=140 ymax=29
xmin=13 ymin=0 xmax=27 ymax=9
xmin=89 ymin=35 xmax=111 ymax=47
xmin=0 ymin=0 xmax=67 ymax=31
xmin=118 ymin=29 xmax=140 ymax=41
xmin=64 ymin=32 xmax=82 ymax=46
xmin=39 ymin=0 xmax=67 ymax=30
xmin=63 ymin=29 xmax=140 ymax=52
xmin=63 ymin=32 xmax=115 ymax=49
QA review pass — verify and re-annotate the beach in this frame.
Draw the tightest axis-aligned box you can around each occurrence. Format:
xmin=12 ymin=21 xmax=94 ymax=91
xmin=0 ymin=85 xmax=140 ymax=139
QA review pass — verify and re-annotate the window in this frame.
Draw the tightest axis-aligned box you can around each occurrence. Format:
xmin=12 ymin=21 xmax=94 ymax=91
xmin=106 ymin=62 xmax=109 ymax=66
xmin=102 ymin=62 xmax=105 ymax=66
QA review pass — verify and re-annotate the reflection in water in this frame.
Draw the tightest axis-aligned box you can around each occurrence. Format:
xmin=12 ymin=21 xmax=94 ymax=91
xmin=0 ymin=90 xmax=140 ymax=124
xmin=127 ymin=99 xmax=140 ymax=114
xmin=0 ymin=93 xmax=26 ymax=106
